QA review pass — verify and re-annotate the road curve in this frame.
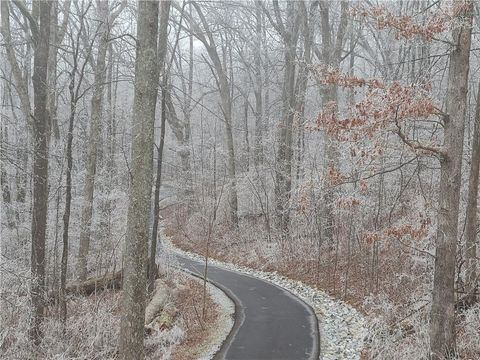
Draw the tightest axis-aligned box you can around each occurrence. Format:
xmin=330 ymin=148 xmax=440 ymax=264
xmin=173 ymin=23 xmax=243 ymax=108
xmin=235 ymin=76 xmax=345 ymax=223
xmin=177 ymin=256 xmax=320 ymax=360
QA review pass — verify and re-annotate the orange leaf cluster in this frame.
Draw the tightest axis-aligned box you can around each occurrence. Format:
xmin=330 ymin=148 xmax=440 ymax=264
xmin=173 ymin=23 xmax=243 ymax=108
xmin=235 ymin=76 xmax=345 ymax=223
xmin=363 ymin=217 xmax=431 ymax=244
xmin=352 ymin=1 xmax=471 ymax=41
xmin=314 ymin=70 xmax=436 ymax=144
xmin=336 ymin=197 xmax=361 ymax=209
xmin=326 ymin=165 xmax=346 ymax=186
xmin=309 ymin=65 xmax=385 ymax=89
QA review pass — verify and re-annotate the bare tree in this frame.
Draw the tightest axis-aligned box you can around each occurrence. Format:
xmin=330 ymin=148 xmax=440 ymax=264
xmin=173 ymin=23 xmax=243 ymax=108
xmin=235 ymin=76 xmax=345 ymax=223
xmin=60 ymin=3 xmax=91 ymax=325
xmin=317 ymin=0 xmax=348 ymax=244
xmin=149 ymin=0 xmax=172 ymax=294
xmin=263 ymin=1 xmax=301 ymax=235
xmin=47 ymin=1 xmax=71 ymax=141
xmin=9 ymin=0 xmax=53 ymax=344
xmin=77 ymin=0 xmax=126 ymax=281
xmin=118 ymin=0 xmax=160 ymax=357
xmin=253 ymin=0 xmax=264 ymax=166
xmin=179 ymin=1 xmax=239 ymax=225
xmin=429 ymin=2 xmax=473 ymax=358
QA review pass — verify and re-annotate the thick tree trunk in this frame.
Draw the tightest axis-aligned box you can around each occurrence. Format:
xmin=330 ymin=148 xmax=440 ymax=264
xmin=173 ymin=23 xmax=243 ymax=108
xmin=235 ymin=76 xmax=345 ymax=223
xmin=464 ymin=81 xmax=480 ymax=305
xmin=77 ymin=1 xmax=110 ymax=281
xmin=429 ymin=3 xmax=472 ymax=358
xmin=118 ymin=1 xmax=160 ymax=358
xmin=30 ymin=0 xmax=52 ymax=344
xmin=318 ymin=1 xmax=348 ymax=245
xmin=273 ymin=1 xmax=300 ymax=236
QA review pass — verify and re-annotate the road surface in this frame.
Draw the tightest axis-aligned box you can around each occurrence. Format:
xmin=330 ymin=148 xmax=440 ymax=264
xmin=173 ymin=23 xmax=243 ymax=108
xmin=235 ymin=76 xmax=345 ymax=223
xmin=177 ymin=256 xmax=320 ymax=360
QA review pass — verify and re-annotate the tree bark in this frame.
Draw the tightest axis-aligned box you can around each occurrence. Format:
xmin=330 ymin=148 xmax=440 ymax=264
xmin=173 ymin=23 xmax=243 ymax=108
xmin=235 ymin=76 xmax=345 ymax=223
xmin=271 ymin=1 xmax=300 ymax=236
xmin=118 ymin=1 xmax=160 ymax=358
xmin=149 ymin=0 xmax=171 ymax=294
xmin=149 ymin=86 xmax=166 ymax=294
xmin=429 ymin=2 xmax=473 ymax=358
xmin=1 ymin=2 xmax=31 ymax=208
xmin=29 ymin=0 xmax=52 ymax=344
xmin=60 ymin=70 xmax=75 ymax=326
xmin=47 ymin=1 xmax=70 ymax=141
xmin=294 ymin=1 xmax=315 ymax=186
xmin=0 ymin=1 xmax=31 ymax=123
xmin=464 ymin=81 xmax=480 ymax=305
xmin=253 ymin=0 xmax=264 ymax=167
xmin=318 ymin=1 xmax=348 ymax=245
xmin=60 ymin=16 xmax=88 ymax=325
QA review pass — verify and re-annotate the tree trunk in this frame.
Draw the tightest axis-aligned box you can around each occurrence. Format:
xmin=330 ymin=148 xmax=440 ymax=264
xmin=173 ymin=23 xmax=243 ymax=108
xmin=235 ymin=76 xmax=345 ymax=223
xmin=149 ymin=87 xmax=166 ymax=294
xmin=294 ymin=1 xmax=314 ymax=187
xmin=118 ymin=1 xmax=160 ymax=358
xmin=77 ymin=0 xmax=111 ymax=281
xmin=149 ymin=0 xmax=171 ymax=294
xmin=47 ymin=1 xmax=70 ymax=141
xmin=60 ymin=22 xmax=85 ymax=325
xmin=30 ymin=0 xmax=52 ymax=344
xmin=273 ymin=1 xmax=300 ymax=236
xmin=47 ymin=3 xmax=58 ymax=141
xmin=429 ymin=3 xmax=473 ymax=358
xmin=0 ymin=2 xmax=31 ymax=123
xmin=318 ymin=1 xmax=348 ymax=245
xmin=60 ymin=69 xmax=76 ymax=326
xmin=464 ymin=81 xmax=480 ymax=305
xmin=1 ymin=2 xmax=30 ymax=208
xmin=253 ymin=0 xmax=263 ymax=167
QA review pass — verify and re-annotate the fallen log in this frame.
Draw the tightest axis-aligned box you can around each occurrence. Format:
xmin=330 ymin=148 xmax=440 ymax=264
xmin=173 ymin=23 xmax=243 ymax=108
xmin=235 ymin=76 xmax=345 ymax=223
xmin=145 ymin=278 xmax=178 ymax=334
xmin=65 ymin=271 xmax=123 ymax=296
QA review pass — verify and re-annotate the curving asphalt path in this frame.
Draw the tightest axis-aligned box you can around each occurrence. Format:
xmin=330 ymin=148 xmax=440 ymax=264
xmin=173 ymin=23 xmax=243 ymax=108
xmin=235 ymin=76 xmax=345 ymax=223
xmin=176 ymin=255 xmax=320 ymax=360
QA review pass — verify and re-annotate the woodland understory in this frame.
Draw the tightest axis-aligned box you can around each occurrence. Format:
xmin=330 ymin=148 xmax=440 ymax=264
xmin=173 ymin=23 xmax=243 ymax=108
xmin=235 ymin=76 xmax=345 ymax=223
xmin=1 ymin=0 xmax=480 ymax=359
xmin=164 ymin=202 xmax=480 ymax=359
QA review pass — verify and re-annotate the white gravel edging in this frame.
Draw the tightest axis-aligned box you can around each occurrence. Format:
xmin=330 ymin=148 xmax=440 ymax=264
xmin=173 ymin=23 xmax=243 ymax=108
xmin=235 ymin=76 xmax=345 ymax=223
xmin=161 ymin=226 xmax=368 ymax=360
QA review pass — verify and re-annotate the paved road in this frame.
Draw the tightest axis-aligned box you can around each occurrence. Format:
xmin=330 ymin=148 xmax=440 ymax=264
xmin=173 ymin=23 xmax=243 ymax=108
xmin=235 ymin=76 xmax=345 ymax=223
xmin=177 ymin=256 xmax=320 ymax=360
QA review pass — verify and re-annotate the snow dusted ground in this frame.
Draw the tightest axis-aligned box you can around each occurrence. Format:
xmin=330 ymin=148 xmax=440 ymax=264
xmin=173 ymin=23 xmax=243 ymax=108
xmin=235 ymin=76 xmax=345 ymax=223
xmin=190 ymin=276 xmax=235 ymax=360
xmin=161 ymin=225 xmax=368 ymax=360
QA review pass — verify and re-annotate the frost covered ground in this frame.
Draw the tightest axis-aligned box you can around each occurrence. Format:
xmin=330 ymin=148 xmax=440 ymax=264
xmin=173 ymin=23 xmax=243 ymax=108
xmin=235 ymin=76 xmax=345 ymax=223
xmin=189 ymin=277 xmax=234 ymax=360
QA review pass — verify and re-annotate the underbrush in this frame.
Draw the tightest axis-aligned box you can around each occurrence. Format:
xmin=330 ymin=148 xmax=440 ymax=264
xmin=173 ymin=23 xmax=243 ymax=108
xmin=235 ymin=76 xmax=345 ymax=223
xmin=164 ymin=204 xmax=480 ymax=359
xmin=1 ymin=251 xmax=220 ymax=360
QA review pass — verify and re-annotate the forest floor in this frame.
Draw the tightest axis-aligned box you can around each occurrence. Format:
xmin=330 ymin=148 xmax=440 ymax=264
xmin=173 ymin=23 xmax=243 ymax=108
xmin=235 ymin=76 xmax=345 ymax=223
xmin=170 ymin=272 xmax=234 ymax=360
xmin=0 ymin=263 xmax=232 ymax=360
